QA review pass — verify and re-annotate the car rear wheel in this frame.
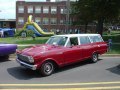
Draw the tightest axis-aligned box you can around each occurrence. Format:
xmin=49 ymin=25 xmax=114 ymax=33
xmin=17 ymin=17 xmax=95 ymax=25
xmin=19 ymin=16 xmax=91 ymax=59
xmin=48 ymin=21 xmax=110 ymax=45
xmin=91 ymin=53 xmax=98 ymax=63
xmin=40 ymin=61 xmax=54 ymax=76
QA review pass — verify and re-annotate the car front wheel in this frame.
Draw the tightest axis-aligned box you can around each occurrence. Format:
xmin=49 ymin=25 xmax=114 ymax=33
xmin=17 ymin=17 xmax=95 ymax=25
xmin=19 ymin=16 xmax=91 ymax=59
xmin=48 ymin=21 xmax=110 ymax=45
xmin=40 ymin=61 xmax=54 ymax=76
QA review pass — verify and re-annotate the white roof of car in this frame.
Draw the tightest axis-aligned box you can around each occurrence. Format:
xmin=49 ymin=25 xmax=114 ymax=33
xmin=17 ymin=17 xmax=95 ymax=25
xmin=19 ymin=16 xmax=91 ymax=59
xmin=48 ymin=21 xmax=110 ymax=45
xmin=53 ymin=34 xmax=100 ymax=37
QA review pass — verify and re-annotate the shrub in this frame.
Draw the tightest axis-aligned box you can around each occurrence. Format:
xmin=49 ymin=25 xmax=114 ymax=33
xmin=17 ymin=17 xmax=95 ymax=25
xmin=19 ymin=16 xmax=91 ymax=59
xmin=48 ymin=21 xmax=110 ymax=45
xmin=26 ymin=30 xmax=34 ymax=37
xmin=14 ymin=29 xmax=23 ymax=37
xmin=103 ymin=35 xmax=120 ymax=43
xmin=14 ymin=29 xmax=34 ymax=37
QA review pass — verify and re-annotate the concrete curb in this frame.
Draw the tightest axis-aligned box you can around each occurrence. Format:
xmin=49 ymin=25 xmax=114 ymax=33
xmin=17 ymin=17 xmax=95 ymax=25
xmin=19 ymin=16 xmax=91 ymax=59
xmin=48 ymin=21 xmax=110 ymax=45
xmin=101 ymin=54 xmax=120 ymax=57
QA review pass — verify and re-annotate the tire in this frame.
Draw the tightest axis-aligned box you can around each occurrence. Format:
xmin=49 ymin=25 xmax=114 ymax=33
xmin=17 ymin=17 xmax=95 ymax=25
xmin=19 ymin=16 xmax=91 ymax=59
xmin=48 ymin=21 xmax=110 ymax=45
xmin=91 ymin=53 xmax=98 ymax=63
xmin=40 ymin=61 xmax=54 ymax=76
xmin=0 ymin=55 xmax=9 ymax=60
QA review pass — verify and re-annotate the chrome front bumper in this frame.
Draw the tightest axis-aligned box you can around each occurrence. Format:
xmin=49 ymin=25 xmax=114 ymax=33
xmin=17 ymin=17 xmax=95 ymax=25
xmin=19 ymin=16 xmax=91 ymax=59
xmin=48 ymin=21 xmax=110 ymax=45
xmin=16 ymin=59 xmax=37 ymax=70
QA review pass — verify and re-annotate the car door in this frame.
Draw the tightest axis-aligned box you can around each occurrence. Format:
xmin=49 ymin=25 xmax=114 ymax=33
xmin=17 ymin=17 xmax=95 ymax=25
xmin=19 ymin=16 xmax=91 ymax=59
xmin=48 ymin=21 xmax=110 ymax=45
xmin=63 ymin=37 xmax=83 ymax=65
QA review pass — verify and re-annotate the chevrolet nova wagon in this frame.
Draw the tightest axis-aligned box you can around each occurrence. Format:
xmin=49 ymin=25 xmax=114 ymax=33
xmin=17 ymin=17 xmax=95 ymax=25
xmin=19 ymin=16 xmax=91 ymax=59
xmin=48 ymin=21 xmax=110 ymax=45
xmin=16 ymin=34 xmax=107 ymax=76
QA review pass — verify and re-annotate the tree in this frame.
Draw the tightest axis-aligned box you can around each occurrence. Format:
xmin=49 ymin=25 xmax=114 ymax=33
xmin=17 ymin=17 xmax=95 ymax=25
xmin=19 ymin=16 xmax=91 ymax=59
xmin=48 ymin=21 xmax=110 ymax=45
xmin=72 ymin=0 xmax=120 ymax=35
xmin=72 ymin=0 xmax=94 ymax=33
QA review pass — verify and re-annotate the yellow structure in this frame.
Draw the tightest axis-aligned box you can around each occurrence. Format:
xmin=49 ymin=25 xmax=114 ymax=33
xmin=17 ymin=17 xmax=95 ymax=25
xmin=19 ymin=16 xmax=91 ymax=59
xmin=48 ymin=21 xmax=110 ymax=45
xmin=23 ymin=15 xmax=54 ymax=36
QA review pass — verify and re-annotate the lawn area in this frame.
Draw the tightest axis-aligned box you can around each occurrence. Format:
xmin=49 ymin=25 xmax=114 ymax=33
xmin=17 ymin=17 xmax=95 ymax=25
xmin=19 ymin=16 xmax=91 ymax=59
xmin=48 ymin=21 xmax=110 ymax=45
xmin=0 ymin=37 xmax=49 ymax=44
xmin=107 ymin=44 xmax=120 ymax=54
xmin=103 ymin=30 xmax=120 ymax=43
xmin=102 ymin=31 xmax=120 ymax=54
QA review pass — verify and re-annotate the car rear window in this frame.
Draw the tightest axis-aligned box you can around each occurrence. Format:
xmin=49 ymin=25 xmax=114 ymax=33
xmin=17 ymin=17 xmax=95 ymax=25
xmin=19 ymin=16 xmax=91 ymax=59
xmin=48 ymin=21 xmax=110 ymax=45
xmin=89 ymin=36 xmax=103 ymax=43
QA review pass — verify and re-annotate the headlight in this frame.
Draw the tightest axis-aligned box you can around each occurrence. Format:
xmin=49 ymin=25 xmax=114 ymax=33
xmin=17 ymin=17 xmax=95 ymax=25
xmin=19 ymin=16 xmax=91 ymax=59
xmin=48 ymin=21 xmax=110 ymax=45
xmin=28 ymin=56 xmax=34 ymax=63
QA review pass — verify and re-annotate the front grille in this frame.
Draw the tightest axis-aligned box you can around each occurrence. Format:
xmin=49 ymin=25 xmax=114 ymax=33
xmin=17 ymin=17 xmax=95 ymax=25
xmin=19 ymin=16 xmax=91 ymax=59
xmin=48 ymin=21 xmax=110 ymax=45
xmin=17 ymin=54 xmax=30 ymax=63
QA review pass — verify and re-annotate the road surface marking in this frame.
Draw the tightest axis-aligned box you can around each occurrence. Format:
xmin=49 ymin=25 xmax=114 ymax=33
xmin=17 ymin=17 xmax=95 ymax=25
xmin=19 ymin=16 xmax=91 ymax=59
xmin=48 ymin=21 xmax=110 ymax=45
xmin=1 ymin=86 xmax=120 ymax=90
xmin=0 ymin=81 xmax=120 ymax=86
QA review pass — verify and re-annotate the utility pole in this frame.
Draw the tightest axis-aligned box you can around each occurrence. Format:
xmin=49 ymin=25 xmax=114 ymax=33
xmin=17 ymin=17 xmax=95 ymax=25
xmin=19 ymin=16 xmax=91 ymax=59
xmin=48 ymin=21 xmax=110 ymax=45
xmin=66 ymin=0 xmax=70 ymax=33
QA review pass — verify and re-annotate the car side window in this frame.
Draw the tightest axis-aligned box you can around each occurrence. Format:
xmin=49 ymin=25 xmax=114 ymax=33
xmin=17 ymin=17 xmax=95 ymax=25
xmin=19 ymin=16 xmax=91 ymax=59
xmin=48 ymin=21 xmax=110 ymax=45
xmin=58 ymin=37 xmax=68 ymax=46
xmin=79 ymin=36 xmax=91 ymax=45
xmin=68 ymin=37 xmax=78 ymax=46
xmin=90 ymin=36 xmax=103 ymax=43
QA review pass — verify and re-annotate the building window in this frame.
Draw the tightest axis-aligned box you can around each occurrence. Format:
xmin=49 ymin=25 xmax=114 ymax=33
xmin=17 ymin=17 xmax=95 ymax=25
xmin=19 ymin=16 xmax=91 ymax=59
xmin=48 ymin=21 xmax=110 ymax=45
xmin=3 ymin=22 xmax=7 ymax=28
xmin=50 ymin=29 xmax=56 ymax=32
xmin=60 ymin=8 xmax=66 ymax=14
xmin=60 ymin=20 xmax=64 ymax=24
xmin=35 ymin=17 xmax=41 ymax=25
xmin=51 ymin=6 xmax=57 ymax=14
xmin=61 ymin=8 xmax=64 ymax=14
xmin=43 ymin=6 xmax=49 ymax=13
xmin=60 ymin=18 xmax=66 ymax=25
xmin=43 ymin=18 xmax=49 ymax=25
xmin=18 ymin=6 xmax=24 ymax=13
xmin=18 ymin=17 xmax=24 ymax=25
xmin=28 ymin=6 xmax=33 ymax=13
xmin=69 ymin=18 xmax=72 ymax=25
xmin=50 ymin=18 xmax=57 ymax=25
xmin=35 ymin=6 xmax=41 ymax=13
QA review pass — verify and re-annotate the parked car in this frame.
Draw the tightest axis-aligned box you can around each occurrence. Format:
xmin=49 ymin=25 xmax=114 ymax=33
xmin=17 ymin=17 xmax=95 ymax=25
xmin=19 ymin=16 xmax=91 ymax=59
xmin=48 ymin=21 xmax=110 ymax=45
xmin=16 ymin=34 xmax=107 ymax=76
xmin=0 ymin=43 xmax=17 ymax=59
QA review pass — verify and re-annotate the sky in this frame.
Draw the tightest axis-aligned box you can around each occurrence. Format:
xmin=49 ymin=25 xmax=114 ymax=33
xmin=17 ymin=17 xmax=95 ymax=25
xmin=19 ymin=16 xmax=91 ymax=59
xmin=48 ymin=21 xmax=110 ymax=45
xmin=0 ymin=0 xmax=55 ymax=19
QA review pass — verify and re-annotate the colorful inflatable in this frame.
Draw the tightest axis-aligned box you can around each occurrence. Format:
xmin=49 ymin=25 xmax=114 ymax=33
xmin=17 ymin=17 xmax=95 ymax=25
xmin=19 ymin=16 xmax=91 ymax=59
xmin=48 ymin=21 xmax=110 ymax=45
xmin=23 ymin=15 xmax=54 ymax=36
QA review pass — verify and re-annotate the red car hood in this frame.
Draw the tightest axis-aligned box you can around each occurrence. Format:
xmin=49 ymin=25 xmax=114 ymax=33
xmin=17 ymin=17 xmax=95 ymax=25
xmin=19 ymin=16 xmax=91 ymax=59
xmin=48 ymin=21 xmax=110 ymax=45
xmin=19 ymin=44 xmax=62 ymax=57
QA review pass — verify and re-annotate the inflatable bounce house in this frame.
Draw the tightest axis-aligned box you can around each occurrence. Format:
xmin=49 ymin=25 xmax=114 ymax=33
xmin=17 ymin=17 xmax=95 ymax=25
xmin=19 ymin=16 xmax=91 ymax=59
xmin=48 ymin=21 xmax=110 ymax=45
xmin=23 ymin=15 xmax=54 ymax=36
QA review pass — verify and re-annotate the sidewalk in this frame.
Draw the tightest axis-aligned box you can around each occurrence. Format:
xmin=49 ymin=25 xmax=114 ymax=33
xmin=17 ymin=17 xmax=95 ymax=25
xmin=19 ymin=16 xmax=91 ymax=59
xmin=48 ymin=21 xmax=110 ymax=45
xmin=101 ymin=54 xmax=120 ymax=57
xmin=18 ymin=44 xmax=35 ymax=47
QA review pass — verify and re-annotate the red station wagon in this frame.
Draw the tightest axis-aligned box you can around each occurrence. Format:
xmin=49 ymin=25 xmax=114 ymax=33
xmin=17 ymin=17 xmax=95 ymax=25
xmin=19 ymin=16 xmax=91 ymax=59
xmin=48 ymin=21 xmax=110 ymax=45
xmin=16 ymin=34 xmax=107 ymax=76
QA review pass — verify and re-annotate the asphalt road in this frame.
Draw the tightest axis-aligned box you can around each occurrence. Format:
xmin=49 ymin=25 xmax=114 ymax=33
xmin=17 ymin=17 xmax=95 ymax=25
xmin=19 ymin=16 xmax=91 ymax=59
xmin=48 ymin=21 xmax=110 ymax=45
xmin=0 ymin=56 xmax=120 ymax=89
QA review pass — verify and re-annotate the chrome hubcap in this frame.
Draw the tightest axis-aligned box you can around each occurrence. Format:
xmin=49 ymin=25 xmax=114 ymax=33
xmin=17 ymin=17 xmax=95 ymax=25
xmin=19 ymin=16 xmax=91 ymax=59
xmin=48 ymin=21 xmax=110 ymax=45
xmin=93 ymin=54 xmax=97 ymax=62
xmin=44 ymin=63 xmax=53 ymax=74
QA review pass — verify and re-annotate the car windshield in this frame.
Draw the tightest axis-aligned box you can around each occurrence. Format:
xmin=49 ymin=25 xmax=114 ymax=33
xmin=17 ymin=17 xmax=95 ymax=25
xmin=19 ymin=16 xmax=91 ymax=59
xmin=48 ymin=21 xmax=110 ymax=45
xmin=46 ymin=36 xmax=68 ymax=46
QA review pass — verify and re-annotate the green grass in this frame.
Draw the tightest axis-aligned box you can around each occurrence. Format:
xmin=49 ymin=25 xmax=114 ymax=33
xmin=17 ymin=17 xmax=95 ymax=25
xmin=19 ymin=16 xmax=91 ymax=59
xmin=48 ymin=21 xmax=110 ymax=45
xmin=0 ymin=37 xmax=49 ymax=44
xmin=107 ymin=44 xmax=120 ymax=54
xmin=103 ymin=30 xmax=120 ymax=35
xmin=102 ymin=31 xmax=120 ymax=54
xmin=103 ymin=34 xmax=120 ymax=43
xmin=0 ymin=37 xmax=49 ymax=50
